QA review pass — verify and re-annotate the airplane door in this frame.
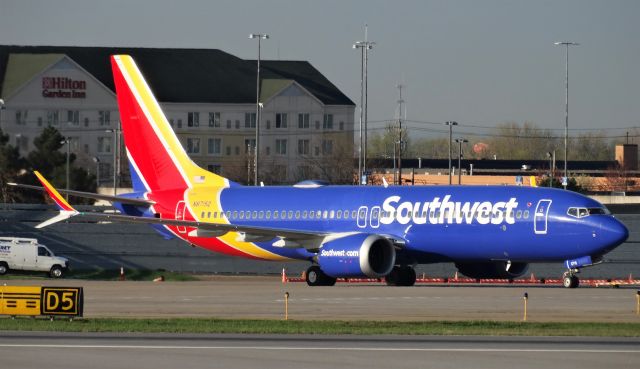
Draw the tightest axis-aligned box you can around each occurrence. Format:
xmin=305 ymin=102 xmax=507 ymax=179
xmin=357 ymin=206 xmax=368 ymax=229
xmin=534 ymin=199 xmax=552 ymax=235
xmin=175 ymin=201 xmax=187 ymax=233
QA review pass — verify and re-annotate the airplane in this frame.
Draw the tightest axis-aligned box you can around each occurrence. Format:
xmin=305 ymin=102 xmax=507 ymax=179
xmin=13 ymin=55 xmax=629 ymax=288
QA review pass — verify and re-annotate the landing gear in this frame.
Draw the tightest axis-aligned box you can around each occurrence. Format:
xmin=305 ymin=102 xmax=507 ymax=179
xmin=562 ymin=270 xmax=580 ymax=288
xmin=385 ymin=266 xmax=416 ymax=286
xmin=305 ymin=265 xmax=337 ymax=287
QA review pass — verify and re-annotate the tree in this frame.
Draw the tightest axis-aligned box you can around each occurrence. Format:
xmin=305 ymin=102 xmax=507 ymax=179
xmin=24 ymin=127 xmax=95 ymax=203
xmin=0 ymin=128 xmax=26 ymax=203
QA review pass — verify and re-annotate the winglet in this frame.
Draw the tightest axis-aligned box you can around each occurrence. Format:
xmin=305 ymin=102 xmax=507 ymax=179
xmin=33 ymin=171 xmax=78 ymax=228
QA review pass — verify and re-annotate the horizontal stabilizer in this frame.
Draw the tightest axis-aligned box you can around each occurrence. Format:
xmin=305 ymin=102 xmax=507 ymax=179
xmin=8 ymin=183 xmax=154 ymax=207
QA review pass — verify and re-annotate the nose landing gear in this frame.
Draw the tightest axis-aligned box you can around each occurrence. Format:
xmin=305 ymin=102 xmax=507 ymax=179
xmin=562 ymin=269 xmax=580 ymax=288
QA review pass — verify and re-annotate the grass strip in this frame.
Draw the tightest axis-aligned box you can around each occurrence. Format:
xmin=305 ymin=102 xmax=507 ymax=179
xmin=1 ymin=318 xmax=639 ymax=336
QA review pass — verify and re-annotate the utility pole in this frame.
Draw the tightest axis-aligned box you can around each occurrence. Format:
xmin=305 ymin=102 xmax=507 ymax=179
xmin=353 ymin=26 xmax=375 ymax=185
xmin=445 ymin=121 xmax=458 ymax=185
xmin=396 ymin=84 xmax=404 ymax=185
xmin=455 ymin=138 xmax=468 ymax=185
xmin=554 ymin=41 xmax=579 ymax=190
xmin=250 ymin=33 xmax=269 ymax=186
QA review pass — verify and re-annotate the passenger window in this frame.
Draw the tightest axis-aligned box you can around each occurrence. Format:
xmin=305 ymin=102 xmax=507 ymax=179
xmin=336 ymin=210 xmax=342 ymax=219
xmin=201 ymin=211 xmax=205 ymax=218
xmin=266 ymin=211 xmax=271 ymax=219
xmin=274 ymin=211 xmax=279 ymax=219
xmin=303 ymin=211 xmax=308 ymax=219
xmin=329 ymin=210 xmax=335 ymax=219
xmin=239 ymin=211 xmax=245 ymax=219
xmin=323 ymin=210 xmax=328 ymax=219
xmin=252 ymin=211 xmax=258 ymax=219
xmin=295 ymin=211 xmax=300 ymax=219
xmin=344 ymin=210 xmax=349 ymax=218
xmin=309 ymin=211 xmax=315 ymax=219
xmin=523 ymin=210 xmax=529 ymax=219
xmin=516 ymin=210 xmax=522 ymax=219
xmin=259 ymin=211 xmax=264 ymax=219
xmin=233 ymin=211 xmax=238 ymax=219
xmin=281 ymin=210 xmax=287 ymax=218
xmin=351 ymin=210 xmax=357 ymax=219
xmin=226 ymin=211 xmax=231 ymax=219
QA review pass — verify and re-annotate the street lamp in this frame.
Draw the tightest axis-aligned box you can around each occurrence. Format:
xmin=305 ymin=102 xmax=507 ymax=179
xmin=249 ymin=33 xmax=269 ymax=186
xmin=105 ymin=128 xmax=119 ymax=196
xmin=353 ymin=39 xmax=375 ymax=184
xmin=455 ymin=138 xmax=468 ymax=185
xmin=554 ymin=41 xmax=579 ymax=189
xmin=0 ymin=98 xmax=5 ymax=132
xmin=546 ymin=151 xmax=556 ymax=188
xmin=93 ymin=156 xmax=100 ymax=189
xmin=445 ymin=121 xmax=458 ymax=185
xmin=60 ymin=138 xmax=70 ymax=200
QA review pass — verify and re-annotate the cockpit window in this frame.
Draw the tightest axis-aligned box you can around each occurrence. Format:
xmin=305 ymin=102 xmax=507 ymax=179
xmin=567 ymin=206 xmax=610 ymax=218
xmin=588 ymin=207 xmax=610 ymax=215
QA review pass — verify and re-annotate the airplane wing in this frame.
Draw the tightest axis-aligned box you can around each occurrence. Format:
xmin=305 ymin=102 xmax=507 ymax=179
xmin=29 ymin=171 xmax=406 ymax=251
xmin=8 ymin=182 xmax=154 ymax=207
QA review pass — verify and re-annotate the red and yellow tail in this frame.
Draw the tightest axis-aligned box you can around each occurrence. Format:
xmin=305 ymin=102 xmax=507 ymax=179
xmin=110 ymin=55 xmax=229 ymax=192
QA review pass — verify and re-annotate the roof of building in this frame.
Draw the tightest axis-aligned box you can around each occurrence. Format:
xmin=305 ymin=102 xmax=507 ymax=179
xmin=0 ymin=45 xmax=354 ymax=106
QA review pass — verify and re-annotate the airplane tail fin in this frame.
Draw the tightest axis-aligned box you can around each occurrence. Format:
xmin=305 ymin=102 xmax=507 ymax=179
xmin=110 ymin=55 xmax=231 ymax=193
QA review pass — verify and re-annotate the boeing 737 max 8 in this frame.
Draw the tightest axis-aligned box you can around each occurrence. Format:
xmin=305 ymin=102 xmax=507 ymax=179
xmin=13 ymin=55 xmax=629 ymax=288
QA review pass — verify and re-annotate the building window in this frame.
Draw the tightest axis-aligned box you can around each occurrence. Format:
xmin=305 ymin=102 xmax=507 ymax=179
xmin=67 ymin=110 xmax=79 ymax=126
xmin=226 ymin=146 xmax=231 ymax=156
xmin=266 ymin=146 xmax=270 ymax=155
xmin=68 ymin=136 xmax=79 ymax=152
xmin=84 ymin=117 xmax=89 ymax=127
xmin=226 ymin=120 xmax=232 ymax=129
xmin=99 ymin=111 xmax=111 ymax=126
xmin=235 ymin=146 xmax=240 ymax=155
xmin=15 ymin=110 xmax=28 ymax=125
xmin=275 ymin=139 xmax=287 ymax=155
xmin=177 ymin=119 xmax=183 ymax=128
xmin=187 ymin=138 xmax=200 ymax=154
xmin=46 ymin=110 xmax=59 ymax=126
xmin=208 ymin=138 xmax=221 ymax=155
xmin=209 ymin=112 xmax=221 ymax=127
xmin=298 ymin=113 xmax=310 ymax=129
xmin=323 ymin=114 xmax=333 ymax=129
xmin=244 ymin=139 xmax=256 ymax=154
xmin=169 ymin=119 xmax=174 ymax=127
xmin=188 ymin=112 xmax=199 ymax=127
xmin=315 ymin=120 xmax=320 ymax=130
xmin=322 ymin=140 xmax=333 ymax=155
xmin=37 ymin=117 xmax=43 ymax=127
xmin=297 ymin=139 xmax=310 ymax=155
xmin=207 ymin=164 xmax=222 ymax=174
xmin=245 ymin=113 xmax=256 ymax=128
xmin=97 ymin=137 xmax=112 ymax=153
xmin=276 ymin=113 xmax=288 ymax=128
xmin=314 ymin=146 xmax=320 ymax=156
xmin=266 ymin=120 xmax=271 ymax=129
xmin=339 ymin=121 xmax=344 ymax=130
xmin=235 ymin=120 xmax=240 ymax=129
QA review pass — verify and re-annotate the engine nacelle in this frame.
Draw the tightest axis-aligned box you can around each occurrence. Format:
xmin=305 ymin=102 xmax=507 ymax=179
xmin=317 ymin=234 xmax=396 ymax=278
xmin=455 ymin=261 xmax=529 ymax=279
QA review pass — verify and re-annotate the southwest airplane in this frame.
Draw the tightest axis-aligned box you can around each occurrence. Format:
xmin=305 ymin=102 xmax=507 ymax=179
xmin=19 ymin=55 xmax=629 ymax=288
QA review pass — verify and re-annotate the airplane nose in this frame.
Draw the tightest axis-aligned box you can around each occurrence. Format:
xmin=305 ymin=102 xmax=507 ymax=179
xmin=601 ymin=217 xmax=629 ymax=249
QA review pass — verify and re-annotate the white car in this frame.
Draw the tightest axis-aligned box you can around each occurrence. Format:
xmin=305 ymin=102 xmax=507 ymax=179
xmin=0 ymin=237 xmax=69 ymax=278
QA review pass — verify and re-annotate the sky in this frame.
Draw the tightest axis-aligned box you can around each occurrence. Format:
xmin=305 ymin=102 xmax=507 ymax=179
xmin=1 ymin=0 xmax=639 ymax=139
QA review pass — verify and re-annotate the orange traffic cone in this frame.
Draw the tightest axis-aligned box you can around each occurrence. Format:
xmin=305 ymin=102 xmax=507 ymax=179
xmin=282 ymin=267 xmax=287 ymax=284
xmin=119 ymin=266 xmax=125 ymax=281
xmin=530 ymin=273 xmax=536 ymax=282
xmin=454 ymin=271 xmax=459 ymax=281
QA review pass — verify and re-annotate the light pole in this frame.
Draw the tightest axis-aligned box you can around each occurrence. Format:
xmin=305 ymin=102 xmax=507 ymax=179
xmin=455 ymin=138 xmax=468 ymax=185
xmin=249 ymin=33 xmax=269 ymax=186
xmin=105 ymin=128 xmax=119 ymax=195
xmin=445 ymin=121 xmax=458 ymax=185
xmin=0 ymin=99 xmax=5 ymax=132
xmin=554 ymin=41 xmax=579 ymax=189
xmin=353 ymin=38 xmax=375 ymax=184
xmin=93 ymin=156 xmax=100 ymax=189
xmin=60 ymin=138 xmax=70 ymax=200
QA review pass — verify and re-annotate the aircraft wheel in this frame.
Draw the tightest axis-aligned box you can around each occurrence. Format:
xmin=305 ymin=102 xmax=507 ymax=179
xmin=385 ymin=266 xmax=416 ymax=286
xmin=306 ymin=266 xmax=335 ymax=286
xmin=400 ymin=266 xmax=417 ymax=286
xmin=384 ymin=267 xmax=400 ymax=286
xmin=562 ymin=274 xmax=579 ymax=288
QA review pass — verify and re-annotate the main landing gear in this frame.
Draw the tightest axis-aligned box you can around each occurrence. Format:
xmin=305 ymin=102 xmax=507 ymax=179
xmin=385 ymin=266 xmax=417 ymax=287
xmin=305 ymin=265 xmax=337 ymax=287
xmin=562 ymin=269 xmax=580 ymax=288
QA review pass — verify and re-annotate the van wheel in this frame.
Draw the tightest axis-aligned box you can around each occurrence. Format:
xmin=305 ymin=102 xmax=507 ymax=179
xmin=0 ymin=262 xmax=8 ymax=275
xmin=49 ymin=265 xmax=64 ymax=278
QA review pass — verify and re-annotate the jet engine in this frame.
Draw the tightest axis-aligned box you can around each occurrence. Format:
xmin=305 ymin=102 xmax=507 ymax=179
xmin=316 ymin=234 xmax=395 ymax=278
xmin=454 ymin=261 xmax=529 ymax=279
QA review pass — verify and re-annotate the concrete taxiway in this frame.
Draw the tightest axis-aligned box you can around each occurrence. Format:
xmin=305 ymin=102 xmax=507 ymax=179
xmin=4 ymin=277 xmax=640 ymax=321
xmin=0 ymin=332 xmax=638 ymax=369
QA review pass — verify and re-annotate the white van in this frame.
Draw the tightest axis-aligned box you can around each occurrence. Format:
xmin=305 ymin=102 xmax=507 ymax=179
xmin=0 ymin=237 xmax=69 ymax=278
